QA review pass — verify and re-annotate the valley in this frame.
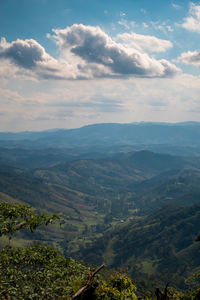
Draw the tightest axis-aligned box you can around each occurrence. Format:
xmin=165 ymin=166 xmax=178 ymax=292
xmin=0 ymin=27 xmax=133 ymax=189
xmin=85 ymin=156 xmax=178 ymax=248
xmin=0 ymin=122 xmax=200 ymax=292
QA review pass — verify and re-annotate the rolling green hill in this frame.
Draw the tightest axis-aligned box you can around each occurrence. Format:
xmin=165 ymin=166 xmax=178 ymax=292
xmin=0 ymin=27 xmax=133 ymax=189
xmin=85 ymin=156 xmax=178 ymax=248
xmin=1 ymin=150 xmax=200 ymax=247
xmin=0 ymin=164 xmax=108 ymax=248
xmin=32 ymin=151 xmax=200 ymax=215
xmin=73 ymin=203 xmax=200 ymax=290
xmin=1 ymin=146 xmax=200 ymax=292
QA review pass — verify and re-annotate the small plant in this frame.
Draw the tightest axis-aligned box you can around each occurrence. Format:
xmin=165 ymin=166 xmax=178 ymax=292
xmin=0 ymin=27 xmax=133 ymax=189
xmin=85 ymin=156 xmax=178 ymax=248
xmin=96 ymin=273 xmax=138 ymax=299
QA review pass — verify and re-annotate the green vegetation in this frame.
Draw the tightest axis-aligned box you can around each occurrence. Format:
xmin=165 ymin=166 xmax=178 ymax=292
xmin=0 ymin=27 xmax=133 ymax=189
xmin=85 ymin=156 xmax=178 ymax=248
xmin=75 ymin=203 xmax=200 ymax=292
xmin=0 ymin=202 xmax=62 ymax=238
xmin=1 ymin=202 xmax=200 ymax=299
xmin=0 ymin=244 xmax=90 ymax=299
xmin=0 ymin=201 xmax=139 ymax=299
xmin=1 ymin=124 xmax=200 ymax=298
xmin=96 ymin=273 xmax=138 ymax=300
xmin=1 ymin=150 xmax=200 ymax=287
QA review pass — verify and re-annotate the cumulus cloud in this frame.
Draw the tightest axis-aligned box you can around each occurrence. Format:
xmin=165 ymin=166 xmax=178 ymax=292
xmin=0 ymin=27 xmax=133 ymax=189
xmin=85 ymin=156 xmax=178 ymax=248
xmin=181 ymin=3 xmax=200 ymax=33
xmin=0 ymin=37 xmax=71 ymax=80
xmin=178 ymin=50 xmax=200 ymax=66
xmin=0 ymin=24 xmax=179 ymax=81
xmin=0 ymin=37 xmax=55 ymax=69
xmin=116 ymin=32 xmax=173 ymax=53
xmin=52 ymin=24 xmax=179 ymax=78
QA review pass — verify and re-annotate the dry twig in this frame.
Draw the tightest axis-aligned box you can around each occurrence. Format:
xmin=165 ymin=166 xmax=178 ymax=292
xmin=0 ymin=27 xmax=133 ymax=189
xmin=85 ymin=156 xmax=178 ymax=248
xmin=71 ymin=264 xmax=105 ymax=300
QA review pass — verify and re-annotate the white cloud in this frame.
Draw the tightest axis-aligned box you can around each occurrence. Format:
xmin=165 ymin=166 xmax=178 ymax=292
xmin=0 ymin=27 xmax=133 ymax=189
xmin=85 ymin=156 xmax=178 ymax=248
xmin=0 ymin=24 xmax=179 ymax=81
xmin=1 ymin=73 xmax=200 ymax=132
xmin=181 ymin=3 xmax=200 ymax=33
xmin=52 ymin=24 xmax=179 ymax=78
xmin=177 ymin=50 xmax=200 ymax=66
xmin=0 ymin=37 xmax=72 ymax=80
xmin=0 ymin=37 xmax=51 ymax=69
xmin=116 ymin=32 xmax=173 ymax=53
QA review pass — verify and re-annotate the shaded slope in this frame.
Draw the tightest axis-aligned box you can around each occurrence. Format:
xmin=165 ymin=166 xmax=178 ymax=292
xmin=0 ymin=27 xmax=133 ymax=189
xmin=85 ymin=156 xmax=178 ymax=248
xmin=75 ymin=203 xmax=200 ymax=289
xmin=33 ymin=151 xmax=200 ymax=215
xmin=0 ymin=164 xmax=99 ymax=219
xmin=33 ymin=150 xmax=186 ymax=197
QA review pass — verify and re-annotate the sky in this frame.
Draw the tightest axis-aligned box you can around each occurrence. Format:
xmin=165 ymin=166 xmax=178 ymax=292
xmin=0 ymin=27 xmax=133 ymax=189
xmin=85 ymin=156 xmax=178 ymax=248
xmin=0 ymin=0 xmax=200 ymax=132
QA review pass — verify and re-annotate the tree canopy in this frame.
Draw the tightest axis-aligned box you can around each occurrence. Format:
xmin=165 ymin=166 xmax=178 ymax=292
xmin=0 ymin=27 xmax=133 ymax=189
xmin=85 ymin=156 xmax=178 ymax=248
xmin=0 ymin=201 xmax=138 ymax=299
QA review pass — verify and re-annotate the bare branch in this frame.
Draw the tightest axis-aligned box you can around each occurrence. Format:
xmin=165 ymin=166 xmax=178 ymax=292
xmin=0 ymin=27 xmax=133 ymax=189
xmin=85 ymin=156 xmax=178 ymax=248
xmin=72 ymin=264 xmax=105 ymax=300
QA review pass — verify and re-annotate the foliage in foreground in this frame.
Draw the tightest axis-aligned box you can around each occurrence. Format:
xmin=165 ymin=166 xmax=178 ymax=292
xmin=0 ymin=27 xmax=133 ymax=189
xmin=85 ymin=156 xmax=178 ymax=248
xmin=0 ymin=201 xmax=138 ymax=299
xmin=0 ymin=202 xmax=63 ymax=238
xmin=0 ymin=244 xmax=89 ymax=299
xmin=0 ymin=243 xmax=139 ymax=299
xmin=96 ymin=273 xmax=138 ymax=299
xmin=1 ymin=201 xmax=200 ymax=299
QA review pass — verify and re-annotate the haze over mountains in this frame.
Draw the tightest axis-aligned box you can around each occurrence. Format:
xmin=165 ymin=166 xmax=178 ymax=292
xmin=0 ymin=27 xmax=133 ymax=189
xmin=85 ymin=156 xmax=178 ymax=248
xmin=1 ymin=122 xmax=200 ymax=148
xmin=0 ymin=121 xmax=200 ymax=290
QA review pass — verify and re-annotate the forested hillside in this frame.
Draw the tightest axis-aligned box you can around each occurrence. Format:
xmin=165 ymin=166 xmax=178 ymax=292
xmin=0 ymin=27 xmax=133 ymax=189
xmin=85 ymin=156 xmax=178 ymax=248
xmin=1 ymin=122 xmax=200 ymax=297
xmin=74 ymin=203 xmax=200 ymax=290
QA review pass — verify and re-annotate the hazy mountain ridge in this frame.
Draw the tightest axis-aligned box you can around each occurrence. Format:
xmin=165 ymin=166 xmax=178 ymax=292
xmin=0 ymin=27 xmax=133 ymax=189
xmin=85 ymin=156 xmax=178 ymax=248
xmin=1 ymin=122 xmax=200 ymax=149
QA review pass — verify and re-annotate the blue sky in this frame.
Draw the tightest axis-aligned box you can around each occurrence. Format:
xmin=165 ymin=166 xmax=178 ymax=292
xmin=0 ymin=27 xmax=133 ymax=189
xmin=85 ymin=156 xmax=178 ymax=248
xmin=0 ymin=0 xmax=200 ymax=131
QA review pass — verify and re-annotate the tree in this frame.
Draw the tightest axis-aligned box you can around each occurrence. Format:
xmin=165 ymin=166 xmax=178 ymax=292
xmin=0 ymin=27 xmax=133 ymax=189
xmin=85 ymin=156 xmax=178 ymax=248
xmin=0 ymin=244 xmax=90 ymax=299
xmin=0 ymin=202 xmax=138 ymax=299
xmin=0 ymin=202 xmax=63 ymax=238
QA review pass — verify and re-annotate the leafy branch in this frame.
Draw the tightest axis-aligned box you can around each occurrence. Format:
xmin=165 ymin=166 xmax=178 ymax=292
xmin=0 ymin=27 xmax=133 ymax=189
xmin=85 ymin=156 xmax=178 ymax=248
xmin=0 ymin=202 xmax=64 ymax=238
